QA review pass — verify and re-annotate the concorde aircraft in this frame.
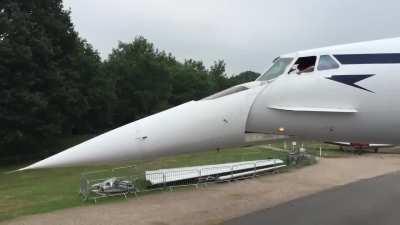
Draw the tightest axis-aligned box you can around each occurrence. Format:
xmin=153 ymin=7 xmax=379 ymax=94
xmin=20 ymin=37 xmax=400 ymax=170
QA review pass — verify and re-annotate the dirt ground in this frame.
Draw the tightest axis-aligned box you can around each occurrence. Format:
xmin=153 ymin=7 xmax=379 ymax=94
xmin=4 ymin=154 xmax=400 ymax=225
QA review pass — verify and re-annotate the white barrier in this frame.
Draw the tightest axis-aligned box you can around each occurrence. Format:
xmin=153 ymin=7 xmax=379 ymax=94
xmin=145 ymin=159 xmax=284 ymax=186
xmin=217 ymin=165 xmax=286 ymax=181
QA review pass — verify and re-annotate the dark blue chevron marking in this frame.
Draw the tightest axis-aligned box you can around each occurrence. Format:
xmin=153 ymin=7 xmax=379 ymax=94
xmin=326 ymin=75 xmax=375 ymax=93
xmin=334 ymin=54 xmax=400 ymax=64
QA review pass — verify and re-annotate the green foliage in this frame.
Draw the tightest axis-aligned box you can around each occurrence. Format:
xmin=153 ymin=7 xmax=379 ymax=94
xmin=229 ymin=71 xmax=260 ymax=85
xmin=0 ymin=0 xmax=113 ymax=157
xmin=103 ymin=37 xmax=259 ymax=126
xmin=168 ymin=59 xmax=212 ymax=105
xmin=104 ymin=37 xmax=173 ymax=125
xmin=0 ymin=2 xmax=260 ymax=161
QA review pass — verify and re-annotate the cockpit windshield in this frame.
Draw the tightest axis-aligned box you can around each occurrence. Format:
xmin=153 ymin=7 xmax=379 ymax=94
xmin=257 ymin=57 xmax=293 ymax=81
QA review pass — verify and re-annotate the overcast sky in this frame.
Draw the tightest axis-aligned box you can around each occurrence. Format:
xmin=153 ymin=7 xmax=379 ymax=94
xmin=63 ymin=0 xmax=400 ymax=75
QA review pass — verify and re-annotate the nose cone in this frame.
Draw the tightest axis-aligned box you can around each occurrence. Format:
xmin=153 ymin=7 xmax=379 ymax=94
xmin=20 ymin=85 xmax=264 ymax=170
xmin=19 ymin=124 xmax=141 ymax=170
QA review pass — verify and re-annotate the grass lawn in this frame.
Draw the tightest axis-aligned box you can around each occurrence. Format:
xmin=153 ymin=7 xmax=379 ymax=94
xmin=0 ymin=146 xmax=288 ymax=222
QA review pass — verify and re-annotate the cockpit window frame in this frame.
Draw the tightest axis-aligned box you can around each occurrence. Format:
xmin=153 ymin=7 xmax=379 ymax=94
xmin=257 ymin=57 xmax=294 ymax=81
xmin=317 ymin=55 xmax=341 ymax=71
xmin=288 ymin=56 xmax=317 ymax=75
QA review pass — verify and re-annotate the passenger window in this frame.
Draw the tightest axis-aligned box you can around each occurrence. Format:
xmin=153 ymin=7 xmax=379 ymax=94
xmin=318 ymin=55 xmax=340 ymax=71
xmin=289 ymin=56 xmax=316 ymax=75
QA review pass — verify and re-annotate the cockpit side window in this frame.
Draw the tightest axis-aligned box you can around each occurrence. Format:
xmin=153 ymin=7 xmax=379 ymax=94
xmin=289 ymin=56 xmax=317 ymax=74
xmin=257 ymin=57 xmax=294 ymax=81
xmin=317 ymin=55 xmax=340 ymax=71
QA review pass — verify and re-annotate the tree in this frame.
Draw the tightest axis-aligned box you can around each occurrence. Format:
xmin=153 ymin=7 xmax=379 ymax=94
xmin=209 ymin=60 xmax=231 ymax=92
xmin=0 ymin=0 xmax=106 ymax=157
xmin=104 ymin=37 xmax=172 ymax=126
xmin=71 ymin=41 xmax=116 ymax=133
xmin=229 ymin=71 xmax=260 ymax=85
xmin=0 ymin=0 xmax=261 ymax=162
xmin=168 ymin=59 xmax=212 ymax=105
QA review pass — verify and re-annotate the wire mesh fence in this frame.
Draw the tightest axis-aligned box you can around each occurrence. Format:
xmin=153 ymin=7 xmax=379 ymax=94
xmin=79 ymin=159 xmax=286 ymax=202
xmin=76 ymin=142 xmax=329 ymax=203
xmin=79 ymin=165 xmax=139 ymax=203
xmin=79 ymin=159 xmax=288 ymax=203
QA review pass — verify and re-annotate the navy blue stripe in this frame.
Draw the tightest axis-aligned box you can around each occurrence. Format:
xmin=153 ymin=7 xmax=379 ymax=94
xmin=334 ymin=54 xmax=400 ymax=64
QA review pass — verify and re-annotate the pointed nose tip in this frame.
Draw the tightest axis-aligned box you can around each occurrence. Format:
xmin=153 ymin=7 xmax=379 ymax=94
xmin=18 ymin=124 xmax=142 ymax=170
xmin=17 ymin=165 xmax=34 ymax=171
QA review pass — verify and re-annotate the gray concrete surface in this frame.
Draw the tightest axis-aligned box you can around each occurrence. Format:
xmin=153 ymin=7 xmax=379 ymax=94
xmin=224 ymin=171 xmax=400 ymax=225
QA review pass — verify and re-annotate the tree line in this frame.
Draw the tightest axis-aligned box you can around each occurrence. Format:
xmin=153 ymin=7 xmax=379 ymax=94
xmin=0 ymin=0 xmax=260 ymax=160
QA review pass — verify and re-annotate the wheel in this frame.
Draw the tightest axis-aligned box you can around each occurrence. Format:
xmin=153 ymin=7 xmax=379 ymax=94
xmin=374 ymin=148 xmax=379 ymax=153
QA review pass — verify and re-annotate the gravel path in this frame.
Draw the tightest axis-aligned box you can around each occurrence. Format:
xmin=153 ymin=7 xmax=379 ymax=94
xmin=3 ymin=154 xmax=400 ymax=225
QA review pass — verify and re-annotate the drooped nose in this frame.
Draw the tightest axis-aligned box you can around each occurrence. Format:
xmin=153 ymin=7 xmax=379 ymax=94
xmin=20 ymin=84 xmax=265 ymax=170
